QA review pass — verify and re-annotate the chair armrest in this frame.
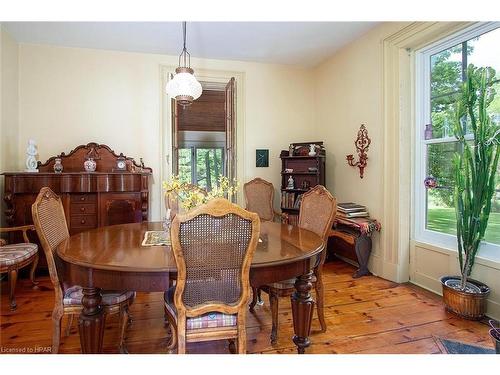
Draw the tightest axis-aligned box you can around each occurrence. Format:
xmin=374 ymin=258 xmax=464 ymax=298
xmin=0 ymin=225 xmax=36 ymax=244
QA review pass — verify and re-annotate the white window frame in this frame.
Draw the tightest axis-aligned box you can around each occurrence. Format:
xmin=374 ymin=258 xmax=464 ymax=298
xmin=414 ymin=22 xmax=500 ymax=260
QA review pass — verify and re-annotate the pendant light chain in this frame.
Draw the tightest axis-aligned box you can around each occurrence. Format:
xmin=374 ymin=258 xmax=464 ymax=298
xmin=179 ymin=21 xmax=190 ymax=68
xmin=183 ymin=21 xmax=186 ymax=51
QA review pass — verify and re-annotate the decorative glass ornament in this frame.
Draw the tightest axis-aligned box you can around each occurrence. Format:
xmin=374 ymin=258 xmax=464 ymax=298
xmin=424 ymin=176 xmax=437 ymax=189
xmin=53 ymin=158 xmax=63 ymax=173
xmin=84 ymin=158 xmax=97 ymax=172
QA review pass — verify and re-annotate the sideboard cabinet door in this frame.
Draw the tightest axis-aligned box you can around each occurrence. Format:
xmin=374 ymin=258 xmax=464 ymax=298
xmin=99 ymin=193 xmax=143 ymax=226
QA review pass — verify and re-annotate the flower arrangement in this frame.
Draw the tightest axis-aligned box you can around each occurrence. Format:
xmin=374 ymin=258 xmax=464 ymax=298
xmin=163 ymin=175 xmax=239 ymax=212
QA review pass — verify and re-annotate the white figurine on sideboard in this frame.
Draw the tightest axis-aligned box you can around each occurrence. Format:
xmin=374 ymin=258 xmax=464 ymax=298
xmin=308 ymin=144 xmax=317 ymax=156
xmin=25 ymin=139 xmax=39 ymax=173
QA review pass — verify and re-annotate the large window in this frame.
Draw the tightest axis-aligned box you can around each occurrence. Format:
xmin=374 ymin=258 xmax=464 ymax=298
xmin=415 ymin=23 xmax=500 ymax=256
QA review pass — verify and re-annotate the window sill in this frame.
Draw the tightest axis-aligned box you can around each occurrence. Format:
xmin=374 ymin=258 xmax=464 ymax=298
xmin=413 ymin=239 xmax=500 ymax=271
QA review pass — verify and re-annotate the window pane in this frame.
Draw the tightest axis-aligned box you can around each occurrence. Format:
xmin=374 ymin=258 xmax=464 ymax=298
xmin=430 ymin=93 xmax=460 ymax=138
xmin=426 ymin=142 xmax=460 ymax=233
xmin=178 ymin=148 xmax=192 ymax=184
xmin=485 ymin=193 xmax=500 ymax=245
xmin=427 ymin=188 xmax=456 ymax=236
xmin=468 ymin=27 xmax=500 ymax=80
xmin=427 ymin=142 xmax=459 ymax=190
xmin=429 ymin=42 xmax=463 ymax=140
xmin=430 ymin=43 xmax=463 ymax=99
xmin=195 ymin=148 xmax=223 ymax=191
xmin=490 ymin=80 xmax=500 ymax=126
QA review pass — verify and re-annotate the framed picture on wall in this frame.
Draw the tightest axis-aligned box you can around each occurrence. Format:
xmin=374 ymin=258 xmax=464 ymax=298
xmin=256 ymin=149 xmax=269 ymax=168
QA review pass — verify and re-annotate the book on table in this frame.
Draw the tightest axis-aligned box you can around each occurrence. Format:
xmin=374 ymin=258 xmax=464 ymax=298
xmin=337 ymin=202 xmax=367 ymax=213
xmin=337 ymin=211 xmax=369 ymax=218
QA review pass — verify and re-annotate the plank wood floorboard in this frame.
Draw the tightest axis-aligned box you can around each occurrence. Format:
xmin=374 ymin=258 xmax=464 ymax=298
xmin=0 ymin=260 xmax=494 ymax=354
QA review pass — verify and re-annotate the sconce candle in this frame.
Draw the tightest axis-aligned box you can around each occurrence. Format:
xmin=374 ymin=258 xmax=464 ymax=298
xmin=346 ymin=124 xmax=371 ymax=179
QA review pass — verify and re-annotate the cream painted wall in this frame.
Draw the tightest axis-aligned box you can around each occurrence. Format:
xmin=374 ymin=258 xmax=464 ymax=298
xmin=17 ymin=43 xmax=316 ymax=220
xmin=0 ymin=26 xmax=19 ymax=227
xmin=313 ymin=23 xmax=407 ymax=276
xmin=314 ymin=21 xmax=500 ymax=319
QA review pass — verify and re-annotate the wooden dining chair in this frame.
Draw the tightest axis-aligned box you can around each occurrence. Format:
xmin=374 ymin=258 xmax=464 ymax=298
xmin=244 ymin=177 xmax=288 ymax=309
xmin=256 ymin=185 xmax=336 ymax=344
xmin=243 ymin=177 xmax=281 ymax=222
xmin=164 ymin=198 xmax=260 ymax=354
xmin=0 ymin=225 xmax=39 ymax=310
xmin=31 ymin=187 xmax=136 ymax=353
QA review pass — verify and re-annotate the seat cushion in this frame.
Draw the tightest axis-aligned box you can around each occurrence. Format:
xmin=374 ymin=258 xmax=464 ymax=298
xmin=164 ymin=287 xmax=237 ymax=330
xmin=0 ymin=243 xmax=38 ymax=267
xmin=63 ymin=285 xmax=135 ymax=306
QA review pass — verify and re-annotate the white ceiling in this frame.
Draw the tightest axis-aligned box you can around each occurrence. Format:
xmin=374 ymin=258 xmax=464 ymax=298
xmin=3 ymin=22 xmax=378 ymax=67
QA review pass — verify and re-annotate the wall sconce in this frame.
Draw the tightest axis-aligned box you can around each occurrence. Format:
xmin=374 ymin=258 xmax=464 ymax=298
xmin=346 ymin=124 xmax=371 ymax=179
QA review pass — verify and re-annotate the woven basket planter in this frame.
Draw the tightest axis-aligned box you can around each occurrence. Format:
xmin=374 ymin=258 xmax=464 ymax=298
xmin=440 ymin=276 xmax=490 ymax=320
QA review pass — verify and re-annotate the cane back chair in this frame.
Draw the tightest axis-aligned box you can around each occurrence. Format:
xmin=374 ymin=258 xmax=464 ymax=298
xmin=255 ymin=185 xmax=336 ymax=344
xmin=0 ymin=225 xmax=39 ymax=310
xmin=164 ymin=198 xmax=260 ymax=354
xmin=243 ymin=178 xmax=281 ymax=222
xmin=32 ymin=187 xmax=135 ymax=353
xmin=244 ymin=177 xmax=288 ymax=308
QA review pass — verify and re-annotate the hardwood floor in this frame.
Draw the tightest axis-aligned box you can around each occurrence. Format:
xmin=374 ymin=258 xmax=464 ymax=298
xmin=0 ymin=260 xmax=494 ymax=354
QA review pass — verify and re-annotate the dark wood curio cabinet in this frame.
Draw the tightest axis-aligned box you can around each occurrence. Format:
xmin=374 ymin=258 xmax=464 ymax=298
xmin=1 ymin=143 xmax=152 ymax=269
xmin=280 ymin=142 xmax=325 ymax=225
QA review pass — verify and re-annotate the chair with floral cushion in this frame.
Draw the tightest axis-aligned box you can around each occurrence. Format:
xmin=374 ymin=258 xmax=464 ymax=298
xmin=257 ymin=185 xmax=336 ymax=344
xmin=31 ymin=187 xmax=135 ymax=353
xmin=0 ymin=225 xmax=39 ymax=310
xmin=164 ymin=198 xmax=260 ymax=354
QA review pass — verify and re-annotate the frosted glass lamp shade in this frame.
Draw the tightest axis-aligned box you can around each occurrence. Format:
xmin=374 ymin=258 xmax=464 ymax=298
xmin=166 ymin=67 xmax=202 ymax=107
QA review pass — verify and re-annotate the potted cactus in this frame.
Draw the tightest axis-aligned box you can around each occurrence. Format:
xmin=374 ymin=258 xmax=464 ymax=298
xmin=440 ymin=65 xmax=499 ymax=320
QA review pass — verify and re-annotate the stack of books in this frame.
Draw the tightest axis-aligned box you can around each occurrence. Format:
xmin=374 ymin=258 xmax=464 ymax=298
xmin=337 ymin=202 xmax=369 ymax=218
xmin=281 ymin=192 xmax=302 ymax=209
xmin=287 ymin=215 xmax=299 ymax=226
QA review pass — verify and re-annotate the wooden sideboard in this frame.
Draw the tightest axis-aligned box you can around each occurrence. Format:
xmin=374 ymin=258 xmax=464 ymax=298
xmin=2 ymin=143 xmax=152 ymax=268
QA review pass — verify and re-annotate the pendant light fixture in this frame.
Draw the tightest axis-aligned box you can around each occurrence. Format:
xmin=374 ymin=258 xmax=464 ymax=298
xmin=166 ymin=22 xmax=202 ymax=107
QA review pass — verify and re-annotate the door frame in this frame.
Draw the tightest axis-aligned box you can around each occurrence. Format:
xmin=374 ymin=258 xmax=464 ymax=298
xmin=159 ymin=66 xmax=246 ymax=218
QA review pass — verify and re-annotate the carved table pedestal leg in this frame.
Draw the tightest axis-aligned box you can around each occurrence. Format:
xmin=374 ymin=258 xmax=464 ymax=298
xmin=291 ymin=271 xmax=315 ymax=354
xmin=78 ymin=287 xmax=105 ymax=353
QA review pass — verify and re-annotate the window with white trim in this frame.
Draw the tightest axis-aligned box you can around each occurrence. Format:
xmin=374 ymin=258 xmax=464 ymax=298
xmin=415 ymin=23 xmax=500 ymax=258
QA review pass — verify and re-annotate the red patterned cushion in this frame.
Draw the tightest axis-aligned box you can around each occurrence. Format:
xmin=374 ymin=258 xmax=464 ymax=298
xmin=0 ymin=238 xmax=7 ymax=247
xmin=186 ymin=312 xmax=237 ymax=330
xmin=63 ymin=285 xmax=135 ymax=306
xmin=164 ymin=287 xmax=237 ymax=330
xmin=0 ymin=243 xmax=38 ymax=267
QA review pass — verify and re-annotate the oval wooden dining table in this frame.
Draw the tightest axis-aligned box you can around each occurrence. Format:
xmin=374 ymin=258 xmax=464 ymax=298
xmin=56 ymin=220 xmax=324 ymax=354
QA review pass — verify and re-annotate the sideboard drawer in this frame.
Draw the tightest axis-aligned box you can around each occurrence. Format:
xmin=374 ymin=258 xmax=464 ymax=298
xmin=70 ymin=194 xmax=97 ymax=203
xmin=70 ymin=215 xmax=97 ymax=229
xmin=71 ymin=203 xmax=97 ymax=215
